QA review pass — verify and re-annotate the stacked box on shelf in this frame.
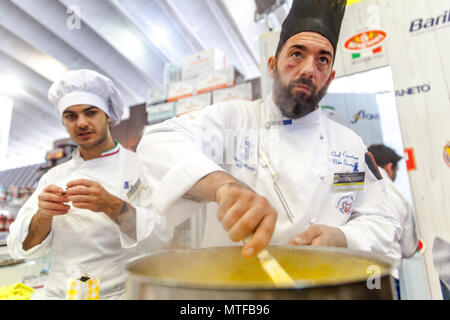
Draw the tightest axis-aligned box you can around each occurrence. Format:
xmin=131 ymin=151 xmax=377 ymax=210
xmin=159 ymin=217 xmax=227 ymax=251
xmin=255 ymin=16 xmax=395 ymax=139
xmin=146 ymin=102 xmax=177 ymax=124
xmin=164 ymin=63 xmax=181 ymax=85
xmin=176 ymin=93 xmax=211 ymax=116
xmin=167 ymin=78 xmax=197 ymax=102
xmin=212 ymin=82 xmax=253 ymax=104
xmin=196 ymin=66 xmax=244 ymax=95
xmin=181 ymin=48 xmax=226 ymax=81
xmin=147 ymin=86 xmax=168 ymax=106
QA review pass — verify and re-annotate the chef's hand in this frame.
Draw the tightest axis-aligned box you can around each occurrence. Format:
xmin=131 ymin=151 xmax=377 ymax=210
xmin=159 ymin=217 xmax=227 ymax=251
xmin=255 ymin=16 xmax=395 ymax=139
xmin=36 ymin=184 xmax=70 ymax=220
xmin=65 ymin=179 xmax=124 ymax=220
xmin=23 ymin=185 xmax=70 ymax=250
xmin=215 ymin=181 xmax=278 ymax=259
xmin=289 ymin=224 xmax=347 ymax=247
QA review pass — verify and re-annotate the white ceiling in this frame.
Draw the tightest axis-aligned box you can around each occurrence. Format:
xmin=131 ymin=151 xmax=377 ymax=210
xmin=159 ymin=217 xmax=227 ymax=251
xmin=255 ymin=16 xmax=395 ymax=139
xmin=0 ymin=0 xmax=293 ymax=170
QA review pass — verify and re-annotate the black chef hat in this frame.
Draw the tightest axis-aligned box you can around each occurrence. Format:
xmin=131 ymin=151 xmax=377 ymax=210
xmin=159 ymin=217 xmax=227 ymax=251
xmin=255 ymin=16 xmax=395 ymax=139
xmin=275 ymin=0 xmax=347 ymax=57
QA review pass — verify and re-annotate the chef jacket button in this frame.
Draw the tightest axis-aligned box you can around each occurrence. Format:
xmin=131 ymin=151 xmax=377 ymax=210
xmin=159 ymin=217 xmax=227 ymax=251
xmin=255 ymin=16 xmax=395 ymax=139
xmin=320 ymin=134 xmax=324 ymax=140
xmin=320 ymin=175 xmax=325 ymax=180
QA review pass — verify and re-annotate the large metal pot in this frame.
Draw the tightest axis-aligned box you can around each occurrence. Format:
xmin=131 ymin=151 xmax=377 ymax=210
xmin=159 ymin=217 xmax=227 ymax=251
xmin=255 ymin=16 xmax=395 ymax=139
xmin=125 ymin=246 xmax=395 ymax=300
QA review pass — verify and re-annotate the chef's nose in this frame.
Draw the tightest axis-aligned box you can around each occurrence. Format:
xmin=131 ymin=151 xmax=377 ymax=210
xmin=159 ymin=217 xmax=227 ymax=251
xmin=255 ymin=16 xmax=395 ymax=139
xmin=76 ymin=114 xmax=89 ymax=128
xmin=300 ymin=56 xmax=315 ymax=79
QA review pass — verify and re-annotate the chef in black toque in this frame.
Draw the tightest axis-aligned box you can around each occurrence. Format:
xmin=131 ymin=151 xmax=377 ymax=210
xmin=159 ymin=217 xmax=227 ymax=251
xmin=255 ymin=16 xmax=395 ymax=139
xmin=136 ymin=0 xmax=399 ymax=263
xmin=270 ymin=0 xmax=346 ymax=120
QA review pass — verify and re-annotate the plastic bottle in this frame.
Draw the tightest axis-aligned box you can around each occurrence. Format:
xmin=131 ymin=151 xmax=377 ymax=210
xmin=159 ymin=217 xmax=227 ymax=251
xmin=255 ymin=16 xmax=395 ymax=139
xmin=0 ymin=213 xmax=7 ymax=232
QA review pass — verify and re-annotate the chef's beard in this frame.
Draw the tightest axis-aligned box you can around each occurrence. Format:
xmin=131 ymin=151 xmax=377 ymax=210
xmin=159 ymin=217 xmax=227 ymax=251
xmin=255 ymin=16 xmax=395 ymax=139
xmin=273 ymin=67 xmax=330 ymax=119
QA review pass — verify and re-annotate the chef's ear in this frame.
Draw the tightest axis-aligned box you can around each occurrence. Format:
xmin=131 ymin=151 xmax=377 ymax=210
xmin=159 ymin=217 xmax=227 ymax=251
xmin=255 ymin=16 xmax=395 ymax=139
xmin=384 ymin=162 xmax=395 ymax=180
xmin=327 ymin=70 xmax=336 ymax=86
xmin=106 ymin=115 xmax=113 ymax=129
xmin=267 ymin=56 xmax=276 ymax=79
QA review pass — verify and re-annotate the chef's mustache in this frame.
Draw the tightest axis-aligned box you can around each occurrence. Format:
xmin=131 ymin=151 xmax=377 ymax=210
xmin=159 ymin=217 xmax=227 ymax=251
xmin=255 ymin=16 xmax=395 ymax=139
xmin=287 ymin=77 xmax=317 ymax=94
xmin=76 ymin=127 xmax=93 ymax=134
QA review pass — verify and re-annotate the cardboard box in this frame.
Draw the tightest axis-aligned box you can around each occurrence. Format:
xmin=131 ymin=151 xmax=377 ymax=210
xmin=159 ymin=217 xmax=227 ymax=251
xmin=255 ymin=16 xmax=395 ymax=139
xmin=167 ymin=79 xmax=196 ymax=102
xmin=181 ymin=48 xmax=226 ymax=81
xmin=176 ymin=92 xmax=211 ymax=116
xmin=212 ymin=82 xmax=253 ymax=103
xmin=164 ymin=63 xmax=181 ymax=85
xmin=146 ymin=102 xmax=176 ymax=124
xmin=147 ymin=86 xmax=167 ymax=106
xmin=196 ymin=66 xmax=243 ymax=95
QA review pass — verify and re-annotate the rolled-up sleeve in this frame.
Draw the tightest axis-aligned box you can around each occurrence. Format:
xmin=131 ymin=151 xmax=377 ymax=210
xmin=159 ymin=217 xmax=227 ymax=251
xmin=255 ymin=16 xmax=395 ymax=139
xmin=7 ymin=176 xmax=53 ymax=259
xmin=136 ymin=104 xmax=238 ymax=229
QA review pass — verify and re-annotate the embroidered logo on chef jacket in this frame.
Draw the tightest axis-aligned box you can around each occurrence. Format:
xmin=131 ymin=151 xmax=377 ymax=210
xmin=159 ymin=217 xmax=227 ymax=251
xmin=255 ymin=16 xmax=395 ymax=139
xmin=336 ymin=195 xmax=354 ymax=215
xmin=234 ymin=136 xmax=256 ymax=172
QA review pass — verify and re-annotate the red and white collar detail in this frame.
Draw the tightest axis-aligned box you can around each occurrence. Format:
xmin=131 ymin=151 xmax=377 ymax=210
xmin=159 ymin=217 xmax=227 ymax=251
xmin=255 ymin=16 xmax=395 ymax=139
xmin=100 ymin=141 xmax=120 ymax=158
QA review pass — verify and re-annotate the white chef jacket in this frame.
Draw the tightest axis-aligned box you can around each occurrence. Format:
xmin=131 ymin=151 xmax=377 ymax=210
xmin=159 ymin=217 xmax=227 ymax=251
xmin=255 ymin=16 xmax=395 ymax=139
xmin=379 ymin=167 xmax=418 ymax=279
xmin=7 ymin=142 xmax=170 ymax=299
xmin=137 ymin=95 xmax=400 ymax=259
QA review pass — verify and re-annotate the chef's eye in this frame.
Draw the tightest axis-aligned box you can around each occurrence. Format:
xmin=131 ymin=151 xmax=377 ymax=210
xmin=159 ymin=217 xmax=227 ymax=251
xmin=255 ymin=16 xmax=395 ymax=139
xmin=86 ymin=110 xmax=98 ymax=116
xmin=63 ymin=114 xmax=76 ymax=120
xmin=292 ymin=52 xmax=302 ymax=59
xmin=318 ymin=56 xmax=329 ymax=65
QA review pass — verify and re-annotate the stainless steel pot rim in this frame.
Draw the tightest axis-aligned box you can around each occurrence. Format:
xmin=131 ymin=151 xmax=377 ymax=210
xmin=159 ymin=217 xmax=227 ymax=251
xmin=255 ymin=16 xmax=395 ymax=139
xmin=125 ymin=245 xmax=394 ymax=291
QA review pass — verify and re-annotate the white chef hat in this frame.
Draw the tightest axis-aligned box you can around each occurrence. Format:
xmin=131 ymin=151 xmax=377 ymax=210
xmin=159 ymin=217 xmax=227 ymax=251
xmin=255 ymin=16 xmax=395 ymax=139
xmin=48 ymin=69 xmax=124 ymax=126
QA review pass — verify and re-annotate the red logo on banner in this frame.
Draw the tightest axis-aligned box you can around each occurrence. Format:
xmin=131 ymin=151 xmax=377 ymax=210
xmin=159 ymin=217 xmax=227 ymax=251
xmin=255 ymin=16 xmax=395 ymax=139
xmin=404 ymin=148 xmax=417 ymax=171
xmin=418 ymin=239 xmax=425 ymax=253
xmin=344 ymin=30 xmax=387 ymax=51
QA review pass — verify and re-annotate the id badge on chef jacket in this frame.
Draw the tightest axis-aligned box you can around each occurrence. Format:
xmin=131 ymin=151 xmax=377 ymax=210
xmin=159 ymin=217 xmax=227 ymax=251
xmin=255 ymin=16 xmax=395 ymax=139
xmin=332 ymin=172 xmax=365 ymax=192
xmin=126 ymin=178 xmax=142 ymax=202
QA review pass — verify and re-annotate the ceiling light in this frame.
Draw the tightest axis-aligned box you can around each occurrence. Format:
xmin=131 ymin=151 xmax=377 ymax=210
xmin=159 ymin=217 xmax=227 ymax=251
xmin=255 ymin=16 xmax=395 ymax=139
xmin=116 ymin=30 xmax=146 ymax=61
xmin=150 ymin=26 xmax=169 ymax=47
xmin=0 ymin=75 xmax=23 ymax=96
xmin=34 ymin=57 xmax=68 ymax=82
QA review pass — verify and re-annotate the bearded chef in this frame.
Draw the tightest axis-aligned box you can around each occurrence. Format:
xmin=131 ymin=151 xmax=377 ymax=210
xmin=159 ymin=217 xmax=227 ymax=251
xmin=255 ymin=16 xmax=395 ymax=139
xmin=7 ymin=69 xmax=169 ymax=299
xmin=136 ymin=0 xmax=400 ymax=261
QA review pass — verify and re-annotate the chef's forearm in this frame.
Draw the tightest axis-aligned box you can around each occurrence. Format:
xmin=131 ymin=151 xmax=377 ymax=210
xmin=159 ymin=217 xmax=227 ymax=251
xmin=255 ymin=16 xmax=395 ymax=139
xmin=186 ymin=171 xmax=238 ymax=202
xmin=114 ymin=201 xmax=137 ymax=240
xmin=23 ymin=211 xmax=52 ymax=250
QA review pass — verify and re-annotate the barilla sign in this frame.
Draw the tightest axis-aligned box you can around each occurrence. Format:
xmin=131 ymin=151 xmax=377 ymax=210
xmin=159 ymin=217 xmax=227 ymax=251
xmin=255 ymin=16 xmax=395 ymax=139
xmin=344 ymin=30 xmax=387 ymax=51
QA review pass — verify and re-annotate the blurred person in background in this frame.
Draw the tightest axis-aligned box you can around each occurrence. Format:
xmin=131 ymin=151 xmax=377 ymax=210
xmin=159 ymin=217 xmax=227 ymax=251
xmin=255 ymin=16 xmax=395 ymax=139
xmin=368 ymin=144 xmax=418 ymax=299
xmin=432 ymin=237 xmax=450 ymax=300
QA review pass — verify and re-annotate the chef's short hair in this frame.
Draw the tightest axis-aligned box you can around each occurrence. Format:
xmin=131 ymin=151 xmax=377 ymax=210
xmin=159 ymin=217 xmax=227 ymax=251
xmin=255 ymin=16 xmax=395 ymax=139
xmin=368 ymin=144 xmax=402 ymax=169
